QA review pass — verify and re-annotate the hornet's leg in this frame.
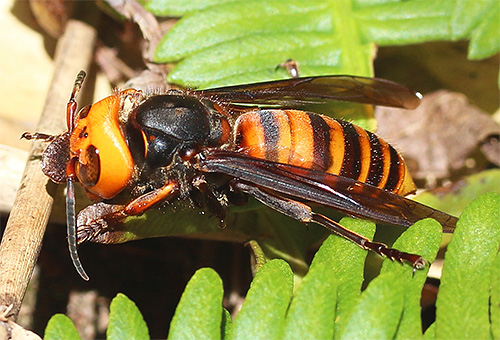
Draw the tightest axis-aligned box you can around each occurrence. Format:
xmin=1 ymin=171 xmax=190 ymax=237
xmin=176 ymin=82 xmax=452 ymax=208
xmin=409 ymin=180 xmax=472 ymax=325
xmin=77 ymin=180 xmax=179 ymax=244
xmin=191 ymin=175 xmax=227 ymax=228
xmin=234 ymin=181 xmax=426 ymax=270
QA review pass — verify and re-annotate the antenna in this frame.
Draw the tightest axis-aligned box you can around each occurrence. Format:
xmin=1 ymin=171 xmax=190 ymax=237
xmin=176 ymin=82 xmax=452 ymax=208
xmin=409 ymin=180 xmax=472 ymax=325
xmin=65 ymin=71 xmax=90 ymax=281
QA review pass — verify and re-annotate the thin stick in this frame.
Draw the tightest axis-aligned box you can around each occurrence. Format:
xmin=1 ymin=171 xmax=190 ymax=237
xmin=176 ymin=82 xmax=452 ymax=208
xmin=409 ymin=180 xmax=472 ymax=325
xmin=0 ymin=20 xmax=97 ymax=321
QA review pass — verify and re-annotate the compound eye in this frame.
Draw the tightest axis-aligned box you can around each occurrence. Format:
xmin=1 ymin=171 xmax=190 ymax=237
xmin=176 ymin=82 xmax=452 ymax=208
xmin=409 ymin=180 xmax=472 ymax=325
xmin=76 ymin=145 xmax=100 ymax=187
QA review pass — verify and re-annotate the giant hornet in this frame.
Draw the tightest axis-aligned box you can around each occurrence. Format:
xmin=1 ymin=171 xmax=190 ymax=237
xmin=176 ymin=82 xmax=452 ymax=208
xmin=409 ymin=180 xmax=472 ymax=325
xmin=23 ymin=71 xmax=458 ymax=280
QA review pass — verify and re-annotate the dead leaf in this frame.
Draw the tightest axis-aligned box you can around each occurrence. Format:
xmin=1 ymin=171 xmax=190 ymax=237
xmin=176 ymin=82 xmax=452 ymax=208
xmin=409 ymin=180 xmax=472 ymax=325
xmin=29 ymin=0 xmax=70 ymax=38
xmin=375 ymin=90 xmax=500 ymax=183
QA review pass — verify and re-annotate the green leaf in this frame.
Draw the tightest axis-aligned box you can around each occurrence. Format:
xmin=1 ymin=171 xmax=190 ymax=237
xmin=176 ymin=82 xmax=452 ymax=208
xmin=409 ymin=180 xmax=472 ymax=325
xmin=222 ymin=308 xmax=233 ymax=340
xmin=156 ymin=1 xmax=334 ymax=62
xmin=491 ymin=253 xmax=500 ymax=339
xmin=468 ymin=1 xmax=500 ymax=59
xmin=44 ymin=314 xmax=81 ymax=340
xmin=246 ymin=240 xmax=268 ymax=272
xmin=152 ymin=0 xmax=499 ymax=88
xmin=166 ymin=32 xmax=345 ymax=88
xmin=281 ymin=261 xmax=338 ymax=340
xmin=355 ymin=1 xmax=455 ymax=44
xmin=380 ymin=218 xmax=442 ymax=340
xmin=355 ymin=0 xmax=499 ymax=59
xmin=154 ymin=0 xmax=373 ymax=88
xmin=450 ymin=0 xmax=496 ymax=39
xmin=143 ymin=0 xmax=235 ymax=17
xmin=414 ymin=169 xmax=500 ymax=218
xmin=311 ymin=217 xmax=375 ymax=338
xmin=230 ymin=259 xmax=293 ymax=340
xmin=107 ymin=293 xmax=150 ymax=340
xmin=435 ymin=193 xmax=500 ymax=339
xmin=340 ymin=271 xmax=404 ymax=340
xmin=423 ymin=322 xmax=435 ymax=340
xmin=168 ymin=268 xmax=224 ymax=340
xmin=251 ymin=208 xmax=326 ymax=278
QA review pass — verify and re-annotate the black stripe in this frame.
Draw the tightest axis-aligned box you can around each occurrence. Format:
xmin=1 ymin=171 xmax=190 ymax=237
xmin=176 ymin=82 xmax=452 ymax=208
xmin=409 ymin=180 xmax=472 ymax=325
xmin=259 ymin=110 xmax=280 ymax=161
xmin=307 ymin=113 xmax=331 ymax=170
xmin=366 ymin=131 xmax=385 ymax=187
xmin=338 ymin=120 xmax=361 ymax=180
xmin=384 ymin=146 xmax=402 ymax=193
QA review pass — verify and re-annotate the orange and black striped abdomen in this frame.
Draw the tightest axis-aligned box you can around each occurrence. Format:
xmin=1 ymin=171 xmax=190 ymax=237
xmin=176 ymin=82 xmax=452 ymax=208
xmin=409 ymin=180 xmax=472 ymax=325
xmin=233 ymin=109 xmax=416 ymax=196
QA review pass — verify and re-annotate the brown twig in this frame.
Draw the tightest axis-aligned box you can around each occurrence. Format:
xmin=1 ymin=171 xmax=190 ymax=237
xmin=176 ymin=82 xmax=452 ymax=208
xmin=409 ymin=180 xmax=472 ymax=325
xmin=0 ymin=20 xmax=97 ymax=323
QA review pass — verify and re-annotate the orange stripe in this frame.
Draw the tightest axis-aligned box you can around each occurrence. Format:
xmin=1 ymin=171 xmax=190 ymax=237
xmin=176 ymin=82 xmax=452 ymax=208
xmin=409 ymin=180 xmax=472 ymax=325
xmin=392 ymin=152 xmax=417 ymax=195
xmin=272 ymin=110 xmax=292 ymax=163
xmin=392 ymin=152 xmax=404 ymax=193
xmin=286 ymin=110 xmax=314 ymax=168
xmin=397 ymin=162 xmax=417 ymax=196
xmin=325 ymin=119 xmax=344 ymax=175
xmin=234 ymin=111 xmax=267 ymax=159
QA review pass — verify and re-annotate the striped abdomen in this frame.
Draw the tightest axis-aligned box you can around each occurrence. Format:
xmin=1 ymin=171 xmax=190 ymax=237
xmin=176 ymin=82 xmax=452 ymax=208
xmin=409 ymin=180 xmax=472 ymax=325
xmin=233 ymin=109 xmax=416 ymax=196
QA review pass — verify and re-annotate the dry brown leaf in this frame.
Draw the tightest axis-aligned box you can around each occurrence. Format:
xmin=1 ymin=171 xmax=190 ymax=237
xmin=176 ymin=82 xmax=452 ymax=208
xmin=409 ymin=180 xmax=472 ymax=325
xmin=0 ymin=305 xmax=42 ymax=340
xmin=29 ymin=0 xmax=70 ymax=38
xmin=375 ymin=90 xmax=500 ymax=183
